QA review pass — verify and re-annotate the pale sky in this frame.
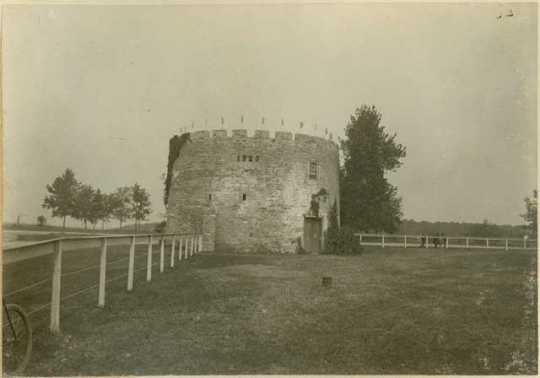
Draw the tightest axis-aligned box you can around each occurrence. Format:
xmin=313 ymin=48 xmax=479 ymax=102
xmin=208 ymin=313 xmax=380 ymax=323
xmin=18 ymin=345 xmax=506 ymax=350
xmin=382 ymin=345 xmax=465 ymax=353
xmin=3 ymin=3 xmax=537 ymax=227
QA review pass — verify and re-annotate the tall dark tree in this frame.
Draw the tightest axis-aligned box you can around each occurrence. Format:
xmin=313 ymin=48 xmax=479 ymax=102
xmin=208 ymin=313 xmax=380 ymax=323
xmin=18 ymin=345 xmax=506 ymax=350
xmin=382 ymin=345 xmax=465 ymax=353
xmin=42 ymin=168 xmax=79 ymax=229
xmin=131 ymin=183 xmax=151 ymax=232
xmin=521 ymin=189 xmax=537 ymax=237
xmin=340 ymin=105 xmax=406 ymax=232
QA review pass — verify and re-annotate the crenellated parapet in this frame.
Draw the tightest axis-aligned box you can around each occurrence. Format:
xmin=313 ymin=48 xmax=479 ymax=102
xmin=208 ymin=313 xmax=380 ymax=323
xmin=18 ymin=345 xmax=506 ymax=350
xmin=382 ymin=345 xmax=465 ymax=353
xmin=185 ymin=129 xmax=338 ymax=150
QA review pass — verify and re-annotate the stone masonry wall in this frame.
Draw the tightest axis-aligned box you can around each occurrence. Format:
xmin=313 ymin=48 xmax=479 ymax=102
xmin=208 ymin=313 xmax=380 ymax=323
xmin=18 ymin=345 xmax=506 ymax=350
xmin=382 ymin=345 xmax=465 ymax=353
xmin=165 ymin=129 xmax=340 ymax=253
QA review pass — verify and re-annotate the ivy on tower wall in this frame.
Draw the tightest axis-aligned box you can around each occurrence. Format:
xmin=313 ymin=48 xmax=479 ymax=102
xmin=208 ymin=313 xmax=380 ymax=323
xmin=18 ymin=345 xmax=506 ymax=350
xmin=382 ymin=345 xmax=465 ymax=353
xmin=164 ymin=133 xmax=191 ymax=206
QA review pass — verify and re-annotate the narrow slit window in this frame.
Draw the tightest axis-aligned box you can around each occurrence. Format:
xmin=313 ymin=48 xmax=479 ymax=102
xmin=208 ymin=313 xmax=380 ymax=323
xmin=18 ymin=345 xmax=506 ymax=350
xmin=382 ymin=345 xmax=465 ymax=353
xmin=208 ymin=194 xmax=212 ymax=201
xmin=242 ymin=193 xmax=247 ymax=201
xmin=309 ymin=161 xmax=319 ymax=179
xmin=237 ymin=155 xmax=240 ymax=162
xmin=248 ymin=155 xmax=253 ymax=162
xmin=255 ymin=155 xmax=259 ymax=162
xmin=243 ymin=155 xmax=247 ymax=161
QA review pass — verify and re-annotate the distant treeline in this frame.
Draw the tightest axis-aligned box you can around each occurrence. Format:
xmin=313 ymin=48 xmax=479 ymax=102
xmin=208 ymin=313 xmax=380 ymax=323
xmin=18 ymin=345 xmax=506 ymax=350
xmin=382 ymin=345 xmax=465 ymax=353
xmin=397 ymin=219 xmax=527 ymax=238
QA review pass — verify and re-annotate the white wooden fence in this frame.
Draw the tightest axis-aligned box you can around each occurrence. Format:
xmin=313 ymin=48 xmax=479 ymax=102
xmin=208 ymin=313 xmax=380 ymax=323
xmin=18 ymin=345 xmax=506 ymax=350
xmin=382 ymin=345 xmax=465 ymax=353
xmin=3 ymin=232 xmax=203 ymax=333
xmin=355 ymin=233 xmax=537 ymax=250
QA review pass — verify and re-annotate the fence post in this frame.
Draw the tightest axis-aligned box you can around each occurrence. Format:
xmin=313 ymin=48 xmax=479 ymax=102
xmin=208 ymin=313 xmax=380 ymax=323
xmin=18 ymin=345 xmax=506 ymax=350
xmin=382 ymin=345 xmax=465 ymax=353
xmin=359 ymin=234 xmax=363 ymax=245
xmin=184 ymin=238 xmax=189 ymax=259
xmin=178 ymin=237 xmax=183 ymax=261
xmin=404 ymin=235 xmax=407 ymax=248
xmin=98 ymin=238 xmax=107 ymax=308
xmin=191 ymin=236 xmax=195 ymax=256
xmin=50 ymin=240 xmax=63 ymax=333
xmin=445 ymin=237 xmax=449 ymax=249
xmin=127 ymin=236 xmax=135 ymax=291
xmin=381 ymin=234 xmax=385 ymax=248
xmin=146 ymin=235 xmax=153 ymax=282
xmin=505 ymin=239 xmax=509 ymax=251
xmin=486 ymin=238 xmax=489 ymax=249
xmin=170 ymin=236 xmax=176 ymax=267
xmin=199 ymin=234 xmax=203 ymax=253
xmin=426 ymin=235 xmax=429 ymax=248
xmin=466 ymin=237 xmax=469 ymax=249
xmin=160 ymin=238 xmax=165 ymax=272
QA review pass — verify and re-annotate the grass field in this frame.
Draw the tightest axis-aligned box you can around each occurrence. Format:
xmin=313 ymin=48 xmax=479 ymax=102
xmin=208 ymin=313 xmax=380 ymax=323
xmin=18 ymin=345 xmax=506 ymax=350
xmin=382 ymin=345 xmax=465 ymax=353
xmin=3 ymin=246 xmax=537 ymax=375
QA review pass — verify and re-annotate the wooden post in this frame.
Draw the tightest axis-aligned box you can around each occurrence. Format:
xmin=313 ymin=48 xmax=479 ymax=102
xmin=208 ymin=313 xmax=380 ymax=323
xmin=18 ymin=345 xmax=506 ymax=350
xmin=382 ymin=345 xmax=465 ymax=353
xmin=199 ymin=235 xmax=203 ymax=253
xmin=404 ymin=235 xmax=407 ymax=248
xmin=170 ymin=236 xmax=176 ymax=267
xmin=159 ymin=238 xmax=165 ymax=272
xmin=146 ymin=235 xmax=153 ymax=282
xmin=486 ymin=238 xmax=489 ymax=249
xmin=466 ymin=237 xmax=469 ymax=249
xmin=50 ymin=240 xmax=63 ymax=333
xmin=505 ymin=239 xmax=509 ymax=251
xmin=178 ymin=237 xmax=183 ymax=261
xmin=98 ymin=238 xmax=107 ymax=308
xmin=127 ymin=236 xmax=135 ymax=291
xmin=184 ymin=238 xmax=189 ymax=259
xmin=191 ymin=236 xmax=195 ymax=256
xmin=381 ymin=234 xmax=385 ymax=248
xmin=426 ymin=235 xmax=429 ymax=248
xmin=445 ymin=237 xmax=449 ymax=249
xmin=359 ymin=234 xmax=363 ymax=245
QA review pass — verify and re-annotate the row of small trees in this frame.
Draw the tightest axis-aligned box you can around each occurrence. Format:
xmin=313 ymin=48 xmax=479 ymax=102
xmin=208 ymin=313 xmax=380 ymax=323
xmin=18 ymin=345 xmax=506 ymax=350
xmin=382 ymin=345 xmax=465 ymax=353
xmin=42 ymin=169 xmax=152 ymax=231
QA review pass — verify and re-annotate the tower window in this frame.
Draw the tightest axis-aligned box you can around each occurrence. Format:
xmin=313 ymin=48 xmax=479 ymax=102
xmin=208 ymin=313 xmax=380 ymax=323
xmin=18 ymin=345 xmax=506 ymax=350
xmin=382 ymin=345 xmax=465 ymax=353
xmin=255 ymin=155 xmax=259 ymax=162
xmin=242 ymin=155 xmax=247 ymax=161
xmin=237 ymin=155 xmax=240 ymax=162
xmin=309 ymin=161 xmax=319 ymax=179
xmin=242 ymin=193 xmax=247 ymax=201
xmin=248 ymin=155 xmax=253 ymax=162
xmin=208 ymin=194 xmax=212 ymax=201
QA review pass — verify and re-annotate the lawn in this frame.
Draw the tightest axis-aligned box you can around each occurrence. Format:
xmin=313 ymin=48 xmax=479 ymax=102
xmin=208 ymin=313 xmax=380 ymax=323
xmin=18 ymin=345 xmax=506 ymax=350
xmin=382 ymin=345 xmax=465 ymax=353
xmin=4 ymin=246 xmax=537 ymax=375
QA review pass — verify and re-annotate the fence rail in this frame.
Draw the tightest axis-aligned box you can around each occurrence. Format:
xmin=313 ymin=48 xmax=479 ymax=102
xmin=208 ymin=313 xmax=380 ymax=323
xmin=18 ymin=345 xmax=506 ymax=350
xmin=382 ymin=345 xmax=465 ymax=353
xmin=3 ymin=232 xmax=203 ymax=333
xmin=355 ymin=233 xmax=537 ymax=250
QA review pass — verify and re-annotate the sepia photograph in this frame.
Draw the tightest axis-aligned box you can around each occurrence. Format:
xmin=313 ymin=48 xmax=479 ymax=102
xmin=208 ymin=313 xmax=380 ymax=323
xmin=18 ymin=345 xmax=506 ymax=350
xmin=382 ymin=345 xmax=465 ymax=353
xmin=2 ymin=1 xmax=537 ymax=376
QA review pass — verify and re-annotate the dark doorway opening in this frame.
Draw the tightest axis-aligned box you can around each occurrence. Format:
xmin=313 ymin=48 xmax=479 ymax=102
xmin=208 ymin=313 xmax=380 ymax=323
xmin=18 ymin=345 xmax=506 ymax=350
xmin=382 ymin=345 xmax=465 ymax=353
xmin=303 ymin=216 xmax=322 ymax=254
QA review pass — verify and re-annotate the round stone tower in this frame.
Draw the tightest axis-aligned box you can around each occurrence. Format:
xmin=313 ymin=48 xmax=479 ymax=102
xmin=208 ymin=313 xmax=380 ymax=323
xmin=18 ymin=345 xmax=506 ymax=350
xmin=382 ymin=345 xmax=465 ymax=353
xmin=165 ymin=129 xmax=340 ymax=254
